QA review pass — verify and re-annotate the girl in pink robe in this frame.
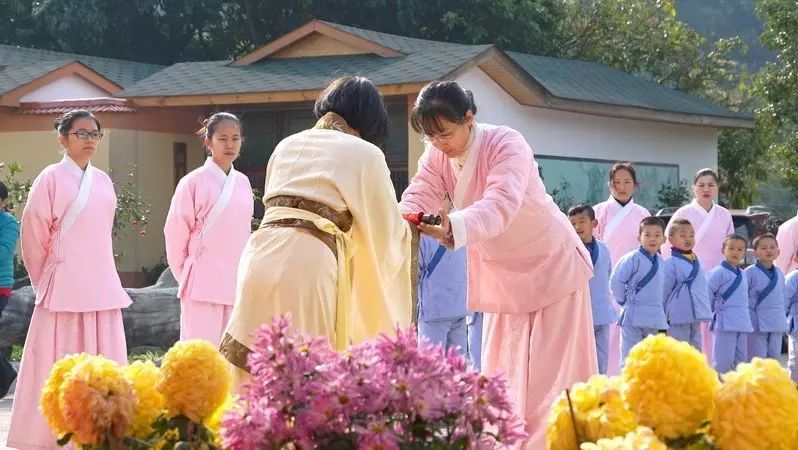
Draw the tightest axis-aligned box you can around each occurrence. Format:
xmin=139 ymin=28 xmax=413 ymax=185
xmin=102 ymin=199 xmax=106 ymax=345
xmin=400 ymin=81 xmax=596 ymax=449
xmin=593 ymin=162 xmax=651 ymax=374
xmin=8 ymin=110 xmax=131 ymax=450
xmin=164 ymin=113 xmax=253 ymax=346
xmin=663 ymin=169 xmax=734 ymax=363
xmin=775 ymin=211 xmax=798 ymax=274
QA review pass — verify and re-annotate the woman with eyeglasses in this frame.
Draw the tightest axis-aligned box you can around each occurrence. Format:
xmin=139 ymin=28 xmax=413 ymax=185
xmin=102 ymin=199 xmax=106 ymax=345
xmin=400 ymin=80 xmax=597 ymax=449
xmin=661 ymin=168 xmax=734 ymax=363
xmin=8 ymin=109 xmax=131 ymax=449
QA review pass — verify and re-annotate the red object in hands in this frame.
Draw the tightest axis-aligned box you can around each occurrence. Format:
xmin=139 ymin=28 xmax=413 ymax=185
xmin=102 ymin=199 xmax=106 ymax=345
xmin=403 ymin=212 xmax=442 ymax=226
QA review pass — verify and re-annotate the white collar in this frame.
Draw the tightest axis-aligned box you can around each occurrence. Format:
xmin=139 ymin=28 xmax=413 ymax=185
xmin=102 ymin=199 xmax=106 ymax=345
xmin=455 ymin=124 xmax=478 ymax=167
xmin=204 ymin=157 xmax=232 ymax=182
xmin=60 ymin=155 xmax=89 ymax=181
xmin=690 ymin=198 xmax=714 ymax=215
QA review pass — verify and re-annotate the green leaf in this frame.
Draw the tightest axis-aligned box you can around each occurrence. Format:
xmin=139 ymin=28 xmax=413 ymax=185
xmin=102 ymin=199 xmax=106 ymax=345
xmin=56 ymin=432 xmax=73 ymax=446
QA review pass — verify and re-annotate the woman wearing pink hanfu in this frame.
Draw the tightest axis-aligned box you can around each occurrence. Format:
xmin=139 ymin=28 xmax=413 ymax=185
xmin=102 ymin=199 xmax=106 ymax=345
xmin=593 ymin=162 xmax=652 ymax=375
xmin=7 ymin=110 xmax=131 ymax=449
xmin=164 ymin=112 xmax=253 ymax=347
xmin=664 ymin=168 xmax=734 ymax=363
xmin=400 ymin=81 xmax=596 ymax=449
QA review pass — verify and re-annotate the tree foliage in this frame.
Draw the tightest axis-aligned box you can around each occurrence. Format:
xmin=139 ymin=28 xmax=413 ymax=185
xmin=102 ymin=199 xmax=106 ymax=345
xmin=755 ymin=0 xmax=798 ymax=197
xmin=0 ymin=0 xmax=786 ymax=205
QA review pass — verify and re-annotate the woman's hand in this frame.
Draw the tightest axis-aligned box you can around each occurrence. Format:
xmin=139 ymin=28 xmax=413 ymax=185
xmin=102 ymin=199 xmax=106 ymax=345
xmin=418 ymin=209 xmax=454 ymax=249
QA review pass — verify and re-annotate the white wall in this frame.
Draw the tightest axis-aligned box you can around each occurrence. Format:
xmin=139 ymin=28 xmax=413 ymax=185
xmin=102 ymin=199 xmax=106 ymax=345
xmin=455 ymin=68 xmax=718 ymax=182
xmin=19 ymin=75 xmax=109 ymax=102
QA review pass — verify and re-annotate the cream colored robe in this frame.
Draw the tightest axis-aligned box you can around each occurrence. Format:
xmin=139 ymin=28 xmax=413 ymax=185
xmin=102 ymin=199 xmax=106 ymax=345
xmin=223 ymin=125 xmax=412 ymax=385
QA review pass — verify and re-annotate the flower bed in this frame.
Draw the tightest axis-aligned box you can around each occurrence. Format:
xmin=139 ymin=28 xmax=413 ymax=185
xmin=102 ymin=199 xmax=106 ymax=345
xmin=547 ymin=334 xmax=798 ymax=450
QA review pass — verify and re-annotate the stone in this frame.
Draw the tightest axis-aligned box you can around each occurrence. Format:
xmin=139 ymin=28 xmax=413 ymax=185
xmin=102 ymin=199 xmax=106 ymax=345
xmin=0 ymin=268 xmax=181 ymax=354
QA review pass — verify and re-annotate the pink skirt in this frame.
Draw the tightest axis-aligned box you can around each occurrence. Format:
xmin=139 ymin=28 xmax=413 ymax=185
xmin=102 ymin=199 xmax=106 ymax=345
xmin=179 ymin=298 xmax=232 ymax=347
xmin=482 ymin=285 xmax=597 ymax=450
xmin=6 ymin=306 xmax=127 ymax=450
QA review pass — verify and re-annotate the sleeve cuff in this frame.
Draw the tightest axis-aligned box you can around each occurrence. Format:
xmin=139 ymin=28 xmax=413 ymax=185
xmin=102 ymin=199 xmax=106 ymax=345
xmin=449 ymin=211 xmax=467 ymax=250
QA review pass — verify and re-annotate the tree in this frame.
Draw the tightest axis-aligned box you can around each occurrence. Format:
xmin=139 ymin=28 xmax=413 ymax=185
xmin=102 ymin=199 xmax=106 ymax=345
xmin=654 ymin=179 xmax=691 ymax=211
xmin=551 ymin=1 xmax=768 ymax=208
xmin=755 ymin=0 xmax=798 ymax=196
xmin=5 ymin=0 xmax=243 ymax=64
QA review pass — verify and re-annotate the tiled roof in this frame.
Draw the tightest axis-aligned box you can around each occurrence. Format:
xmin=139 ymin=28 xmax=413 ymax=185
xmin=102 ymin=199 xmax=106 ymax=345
xmin=507 ymin=52 xmax=752 ymax=120
xmin=118 ymin=45 xmax=489 ymax=97
xmin=17 ymin=98 xmax=135 ymax=114
xmin=0 ymin=44 xmax=163 ymax=95
xmin=1 ymin=22 xmax=751 ymax=123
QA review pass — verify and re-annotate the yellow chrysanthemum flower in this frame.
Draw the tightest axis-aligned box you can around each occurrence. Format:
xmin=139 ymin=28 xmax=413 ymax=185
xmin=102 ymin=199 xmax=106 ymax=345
xmin=59 ymin=356 xmax=137 ymax=446
xmin=621 ymin=334 xmax=719 ymax=441
xmin=158 ymin=339 xmax=231 ymax=422
xmin=580 ymin=426 xmax=667 ymax=450
xmin=41 ymin=353 xmax=89 ymax=437
xmin=711 ymin=358 xmax=798 ymax=450
xmin=123 ymin=360 xmax=164 ymax=438
xmin=547 ymin=375 xmax=637 ymax=450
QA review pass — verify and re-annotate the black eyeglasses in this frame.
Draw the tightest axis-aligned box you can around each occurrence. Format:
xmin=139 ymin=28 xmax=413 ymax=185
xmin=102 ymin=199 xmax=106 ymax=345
xmin=68 ymin=130 xmax=104 ymax=140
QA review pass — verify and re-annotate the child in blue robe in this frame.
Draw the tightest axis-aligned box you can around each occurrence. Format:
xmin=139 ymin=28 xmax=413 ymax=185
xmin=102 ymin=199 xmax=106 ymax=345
xmin=708 ymin=234 xmax=754 ymax=373
xmin=568 ymin=204 xmax=618 ymax=374
xmin=610 ymin=216 xmax=669 ymax=368
xmin=744 ymin=233 xmax=788 ymax=360
xmin=663 ymin=218 xmax=712 ymax=350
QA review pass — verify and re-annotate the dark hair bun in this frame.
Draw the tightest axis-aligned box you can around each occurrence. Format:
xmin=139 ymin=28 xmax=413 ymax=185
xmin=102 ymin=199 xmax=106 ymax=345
xmin=463 ymin=89 xmax=478 ymax=115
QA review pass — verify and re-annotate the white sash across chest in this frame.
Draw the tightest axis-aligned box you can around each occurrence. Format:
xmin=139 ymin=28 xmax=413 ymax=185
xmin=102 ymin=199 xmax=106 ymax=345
xmin=35 ymin=161 xmax=94 ymax=306
xmin=450 ymin=125 xmax=482 ymax=210
xmin=693 ymin=201 xmax=719 ymax=244
xmin=199 ymin=166 xmax=237 ymax=237
xmin=603 ymin=197 xmax=635 ymax=242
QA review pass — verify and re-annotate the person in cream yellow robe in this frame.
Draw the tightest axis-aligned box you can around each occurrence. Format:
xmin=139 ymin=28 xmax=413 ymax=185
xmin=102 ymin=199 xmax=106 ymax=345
xmin=220 ymin=78 xmax=412 ymax=387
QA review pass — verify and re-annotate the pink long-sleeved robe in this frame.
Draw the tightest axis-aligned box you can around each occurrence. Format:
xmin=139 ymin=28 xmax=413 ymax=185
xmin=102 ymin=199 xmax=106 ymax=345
xmin=8 ymin=156 xmax=128 ymax=450
xmin=593 ymin=196 xmax=651 ymax=375
xmin=401 ymin=123 xmax=596 ymax=449
xmin=664 ymin=199 xmax=734 ymax=363
xmin=164 ymin=158 xmax=253 ymax=345
xmin=775 ymin=213 xmax=798 ymax=274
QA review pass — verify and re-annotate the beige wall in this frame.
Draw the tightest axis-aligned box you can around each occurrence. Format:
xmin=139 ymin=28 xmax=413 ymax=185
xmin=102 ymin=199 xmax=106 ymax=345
xmin=0 ymin=130 xmax=111 ymax=186
xmin=406 ymin=96 xmax=424 ymax=178
xmin=108 ymin=129 xmax=203 ymax=272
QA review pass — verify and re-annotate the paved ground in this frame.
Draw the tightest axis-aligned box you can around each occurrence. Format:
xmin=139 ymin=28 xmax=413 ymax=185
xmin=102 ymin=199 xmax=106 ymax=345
xmin=0 ymin=363 xmax=18 ymax=449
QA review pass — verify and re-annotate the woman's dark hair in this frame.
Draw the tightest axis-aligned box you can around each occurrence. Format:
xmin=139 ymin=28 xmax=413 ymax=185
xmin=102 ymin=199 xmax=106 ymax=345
xmin=0 ymin=181 xmax=7 ymax=202
xmin=197 ymin=112 xmax=241 ymax=141
xmin=609 ymin=161 xmax=639 ymax=186
xmin=693 ymin=168 xmax=719 ymax=185
xmin=314 ymin=76 xmax=388 ymax=148
xmin=410 ymin=80 xmax=477 ymax=136
xmin=196 ymin=112 xmax=242 ymax=156
xmin=53 ymin=110 xmax=101 ymax=135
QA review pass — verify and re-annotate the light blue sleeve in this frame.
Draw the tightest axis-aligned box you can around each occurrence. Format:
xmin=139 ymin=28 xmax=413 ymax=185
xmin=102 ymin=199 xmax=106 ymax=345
xmin=785 ymin=273 xmax=798 ymax=314
xmin=744 ymin=267 xmax=757 ymax=306
xmin=662 ymin=259 xmax=677 ymax=307
xmin=610 ymin=254 xmax=633 ymax=306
